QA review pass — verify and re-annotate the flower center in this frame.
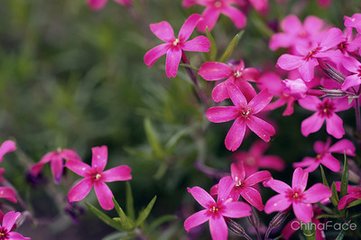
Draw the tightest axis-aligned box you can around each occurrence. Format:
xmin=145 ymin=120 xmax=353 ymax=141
xmin=213 ymin=0 xmax=223 ymax=8
xmin=358 ymin=67 xmax=361 ymax=77
xmin=338 ymin=41 xmax=348 ymax=53
xmin=304 ymin=47 xmax=320 ymax=60
xmin=0 ymin=228 xmax=9 ymax=240
xmin=246 ymin=156 xmax=256 ymax=166
xmin=239 ymin=107 xmax=251 ymax=119
xmin=92 ymin=173 xmax=102 ymax=182
xmin=286 ymin=189 xmax=304 ymax=203
xmin=317 ymin=99 xmax=335 ymax=118
xmin=316 ymin=154 xmax=323 ymax=160
xmin=234 ymin=70 xmax=242 ymax=78
xmin=172 ymin=38 xmax=180 ymax=47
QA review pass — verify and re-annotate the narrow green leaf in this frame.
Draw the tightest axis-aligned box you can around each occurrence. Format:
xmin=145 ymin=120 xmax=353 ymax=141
xmin=340 ymin=154 xmax=349 ymax=198
xmin=102 ymin=231 xmax=135 ymax=240
xmin=112 ymin=198 xmax=135 ymax=230
xmin=335 ymin=229 xmax=345 ymax=240
xmin=149 ymin=215 xmax=177 ymax=231
xmin=320 ymin=166 xmax=329 ymax=187
xmin=136 ymin=196 xmax=157 ymax=226
xmin=86 ymin=202 xmax=123 ymax=231
xmin=316 ymin=214 xmax=342 ymax=219
xmin=126 ymin=182 xmax=135 ymax=220
xmin=301 ymin=222 xmax=316 ymax=240
xmin=331 ymin=182 xmax=339 ymax=207
xmin=219 ymin=31 xmax=244 ymax=62
xmin=347 ymin=199 xmax=361 ymax=208
xmin=205 ymin=28 xmax=217 ymax=61
xmin=144 ymin=118 xmax=164 ymax=159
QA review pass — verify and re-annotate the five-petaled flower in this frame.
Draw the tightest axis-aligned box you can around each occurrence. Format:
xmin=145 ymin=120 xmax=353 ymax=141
xmin=294 ymin=138 xmax=355 ymax=172
xmin=144 ymin=14 xmax=210 ymax=78
xmin=67 ymin=146 xmax=132 ymax=210
xmin=184 ymin=177 xmax=251 ymax=240
xmin=206 ymin=83 xmax=275 ymax=151
xmin=0 ymin=211 xmax=30 ymax=240
xmin=264 ymin=168 xmax=331 ymax=222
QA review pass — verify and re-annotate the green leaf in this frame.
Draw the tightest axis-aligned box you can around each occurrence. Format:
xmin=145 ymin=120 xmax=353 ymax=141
xmin=340 ymin=154 xmax=349 ymax=198
xmin=144 ymin=118 xmax=165 ymax=159
xmin=219 ymin=31 xmax=244 ymax=62
xmin=331 ymin=182 xmax=340 ymax=207
xmin=149 ymin=215 xmax=177 ymax=231
xmin=205 ymin=28 xmax=217 ymax=61
xmin=126 ymin=182 xmax=135 ymax=220
xmin=335 ymin=229 xmax=345 ymax=240
xmin=320 ymin=166 xmax=329 ymax=187
xmin=301 ymin=222 xmax=316 ymax=240
xmin=86 ymin=202 xmax=122 ymax=231
xmin=102 ymin=232 xmax=134 ymax=240
xmin=136 ymin=196 xmax=157 ymax=226
xmin=346 ymin=199 xmax=361 ymax=208
xmin=316 ymin=214 xmax=342 ymax=219
xmin=112 ymin=198 xmax=135 ymax=231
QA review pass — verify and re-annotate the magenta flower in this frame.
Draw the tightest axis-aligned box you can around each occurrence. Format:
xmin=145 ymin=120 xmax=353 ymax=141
xmin=87 ymin=0 xmax=131 ymax=11
xmin=0 ymin=187 xmax=17 ymax=204
xmin=144 ymin=14 xmax=210 ymax=78
xmin=248 ymin=0 xmax=268 ymax=14
xmin=294 ymin=138 xmax=355 ymax=173
xmin=336 ymin=182 xmax=361 ymax=210
xmin=344 ymin=13 xmax=361 ymax=33
xmin=198 ymin=60 xmax=259 ymax=102
xmin=264 ymin=168 xmax=331 ymax=222
xmin=0 ymin=211 xmax=30 ymax=240
xmin=299 ymin=96 xmax=351 ymax=138
xmin=270 ymin=15 xmax=325 ymax=51
xmin=341 ymin=57 xmax=361 ymax=90
xmin=30 ymin=148 xmax=82 ymax=184
xmin=233 ymin=140 xmax=285 ymax=175
xmin=283 ymin=79 xmax=308 ymax=99
xmin=220 ymin=162 xmax=271 ymax=211
xmin=277 ymin=27 xmax=343 ymax=82
xmin=67 ymin=146 xmax=132 ymax=210
xmin=0 ymin=140 xmax=16 ymax=163
xmin=184 ymin=177 xmax=251 ymax=240
xmin=207 ymin=83 xmax=275 ymax=151
xmin=184 ymin=0 xmax=247 ymax=32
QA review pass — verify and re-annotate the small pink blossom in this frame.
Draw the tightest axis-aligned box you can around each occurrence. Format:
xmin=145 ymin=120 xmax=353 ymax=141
xmin=184 ymin=177 xmax=251 ymax=240
xmin=264 ymin=168 xmax=331 ymax=222
xmin=344 ymin=13 xmax=361 ymax=33
xmin=341 ymin=57 xmax=361 ymax=90
xmin=233 ymin=140 xmax=285 ymax=175
xmin=0 ymin=211 xmax=30 ymax=240
xmin=144 ymin=14 xmax=210 ymax=78
xmin=283 ymin=78 xmax=308 ymax=99
xmin=87 ymin=0 xmax=132 ymax=11
xmin=206 ymin=83 xmax=275 ymax=151
xmin=294 ymin=139 xmax=355 ymax=173
xmin=0 ymin=140 xmax=16 ymax=163
xmin=277 ymin=27 xmax=344 ymax=82
xmin=299 ymin=96 xmax=351 ymax=138
xmin=30 ymin=148 xmax=82 ymax=184
xmin=67 ymin=146 xmax=132 ymax=210
xmin=335 ymin=182 xmax=361 ymax=210
xmin=198 ymin=60 xmax=259 ymax=102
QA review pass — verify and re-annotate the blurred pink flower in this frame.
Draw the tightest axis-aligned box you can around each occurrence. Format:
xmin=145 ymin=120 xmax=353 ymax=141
xmin=0 ymin=140 xmax=16 ymax=163
xmin=87 ymin=0 xmax=131 ymax=11
xmin=184 ymin=177 xmax=251 ymax=240
xmin=67 ymin=146 xmax=132 ymax=210
xmin=264 ymin=168 xmax=331 ymax=222
xmin=233 ymin=140 xmax=285 ymax=175
xmin=341 ymin=57 xmax=361 ymax=90
xmin=317 ymin=0 xmax=331 ymax=8
xmin=0 ymin=211 xmax=30 ymax=240
xmin=144 ymin=14 xmax=210 ymax=78
xmin=294 ymin=138 xmax=355 ymax=173
xmin=30 ymin=148 xmax=82 ymax=184
xmin=198 ymin=60 xmax=259 ymax=102
xmin=206 ymin=83 xmax=275 ymax=151
xmin=277 ymin=27 xmax=343 ymax=82
xmin=299 ymin=96 xmax=351 ymax=138
xmin=335 ymin=182 xmax=361 ymax=210
xmin=344 ymin=13 xmax=361 ymax=33
xmin=248 ymin=0 xmax=268 ymax=14
xmin=0 ymin=187 xmax=17 ymax=204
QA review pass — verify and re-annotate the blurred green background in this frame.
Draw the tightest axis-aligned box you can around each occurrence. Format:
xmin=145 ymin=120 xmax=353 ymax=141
xmin=0 ymin=0 xmax=360 ymax=239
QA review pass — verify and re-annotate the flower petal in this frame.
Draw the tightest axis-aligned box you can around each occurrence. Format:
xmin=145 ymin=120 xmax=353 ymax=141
xmin=102 ymin=165 xmax=132 ymax=182
xmin=94 ymin=182 xmax=114 ymax=210
xmin=206 ymin=106 xmax=239 ymax=123
xmin=292 ymin=168 xmax=308 ymax=191
xmin=0 ymin=187 xmax=17 ymax=203
xmin=50 ymin=156 xmax=63 ymax=184
xmin=212 ymin=81 xmax=229 ymax=102
xmin=303 ymin=183 xmax=331 ymax=203
xmin=187 ymin=186 xmax=215 ymax=208
xmin=222 ymin=201 xmax=252 ymax=217
xmin=342 ymin=74 xmax=361 ymax=90
xmin=222 ymin=6 xmax=247 ymax=29
xmin=0 ymin=140 xmax=16 ymax=162
xmin=91 ymin=146 xmax=108 ymax=171
xmin=197 ymin=8 xmax=220 ymax=32
xmin=239 ymin=187 xmax=264 ymax=211
xmin=149 ymin=21 xmax=175 ymax=42
xmin=246 ymin=116 xmax=276 ymax=142
xmin=298 ymin=96 xmax=321 ymax=111
xmin=320 ymin=153 xmax=340 ymax=172
xmin=2 ymin=211 xmax=20 ymax=232
xmin=244 ymin=170 xmax=272 ymax=187
xmin=68 ymin=178 xmax=93 ymax=202
xmin=182 ymin=36 xmax=210 ymax=52
xmin=66 ymin=160 xmax=91 ymax=177
xmin=178 ymin=14 xmax=201 ymax=41
xmin=227 ymin=83 xmax=247 ymax=106
xmin=165 ymin=49 xmax=182 ymax=78
xmin=198 ymin=62 xmax=233 ymax=81
xmin=325 ymin=114 xmax=344 ymax=139
xmin=225 ymin=118 xmax=246 ymax=152
xmin=87 ymin=0 xmax=107 ymax=10
xmin=217 ymin=176 xmax=235 ymax=201
xmin=264 ymin=179 xmax=291 ymax=194
xmin=264 ymin=194 xmax=291 ymax=213
xmin=258 ymin=156 xmax=285 ymax=171
xmin=329 ymin=139 xmax=355 ymax=156
xmin=184 ymin=210 xmax=209 ymax=232
xmin=209 ymin=216 xmax=228 ymax=240
xmin=293 ymin=202 xmax=313 ymax=223
xmin=248 ymin=90 xmax=273 ymax=114
xmin=301 ymin=113 xmax=324 ymax=137
xmin=144 ymin=43 xmax=169 ymax=67
xmin=277 ymin=54 xmax=303 ymax=71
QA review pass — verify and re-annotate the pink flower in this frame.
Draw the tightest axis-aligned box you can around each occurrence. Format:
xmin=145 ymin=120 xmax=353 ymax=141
xmin=67 ymin=146 xmax=132 ymax=210
xmin=294 ymin=138 xmax=355 ymax=173
xmin=186 ymin=0 xmax=247 ymax=32
xmin=198 ymin=60 xmax=259 ymax=102
xmin=344 ymin=13 xmax=361 ymax=33
xmin=30 ymin=148 xmax=82 ymax=184
xmin=0 ymin=140 xmax=16 ymax=163
xmin=0 ymin=187 xmax=17 ymax=204
xmin=233 ymin=140 xmax=285 ymax=175
xmin=206 ymin=83 xmax=275 ymax=151
xmin=270 ymin=15 xmax=326 ymax=51
xmin=264 ymin=168 xmax=331 ymax=222
xmin=220 ymin=162 xmax=271 ymax=211
xmin=0 ymin=211 xmax=30 ymax=240
xmin=283 ymin=78 xmax=308 ymax=99
xmin=184 ymin=177 xmax=251 ymax=240
xmin=341 ymin=57 xmax=361 ymax=90
xmin=299 ymin=96 xmax=351 ymax=138
xmin=144 ymin=14 xmax=210 ymax=78
xmin=277 ymin=27 xmax=343 ymax=82
xmin=336 ymin=182 xmax=361 ymax=210
xmin=317 ymin=0 xmax=331 ymax=8
xmin=87 ymin=0 xmax=131 ymax=11
xmin=248 ymin=0 xmax=268 ymax=14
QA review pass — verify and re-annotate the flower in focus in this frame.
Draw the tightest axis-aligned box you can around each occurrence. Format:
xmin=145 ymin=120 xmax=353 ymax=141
xmin=0 ymin=140 xmax=16 ymax=163
xmin=233 ymin=140 xmax=285 ymax=175
xmin=67 ymin=146 xmax=132 ymax=210
xmin=144 ymin=14 xmax=210 ymax=78
xmin=184 ymin=177 xmax=251 ymax=240
xmin=264 ymin=168 xmax=331 ymax=222
xmin=87 ymin=0 xmax=132 ymax=11
xmin=30 ymin=148 xmax=82 ymax=184
xmin=207 ymin=83 xmax=275 ymax=151
xmin=299 ymin=96 xmax=351 ymax=138
xmin=0 ymin=211 xmax=30 ymax=240
xmin=294 ymin=138 xmax=355 ymax=172
xmin=198 ymin=60 xmax=259 ymax=102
